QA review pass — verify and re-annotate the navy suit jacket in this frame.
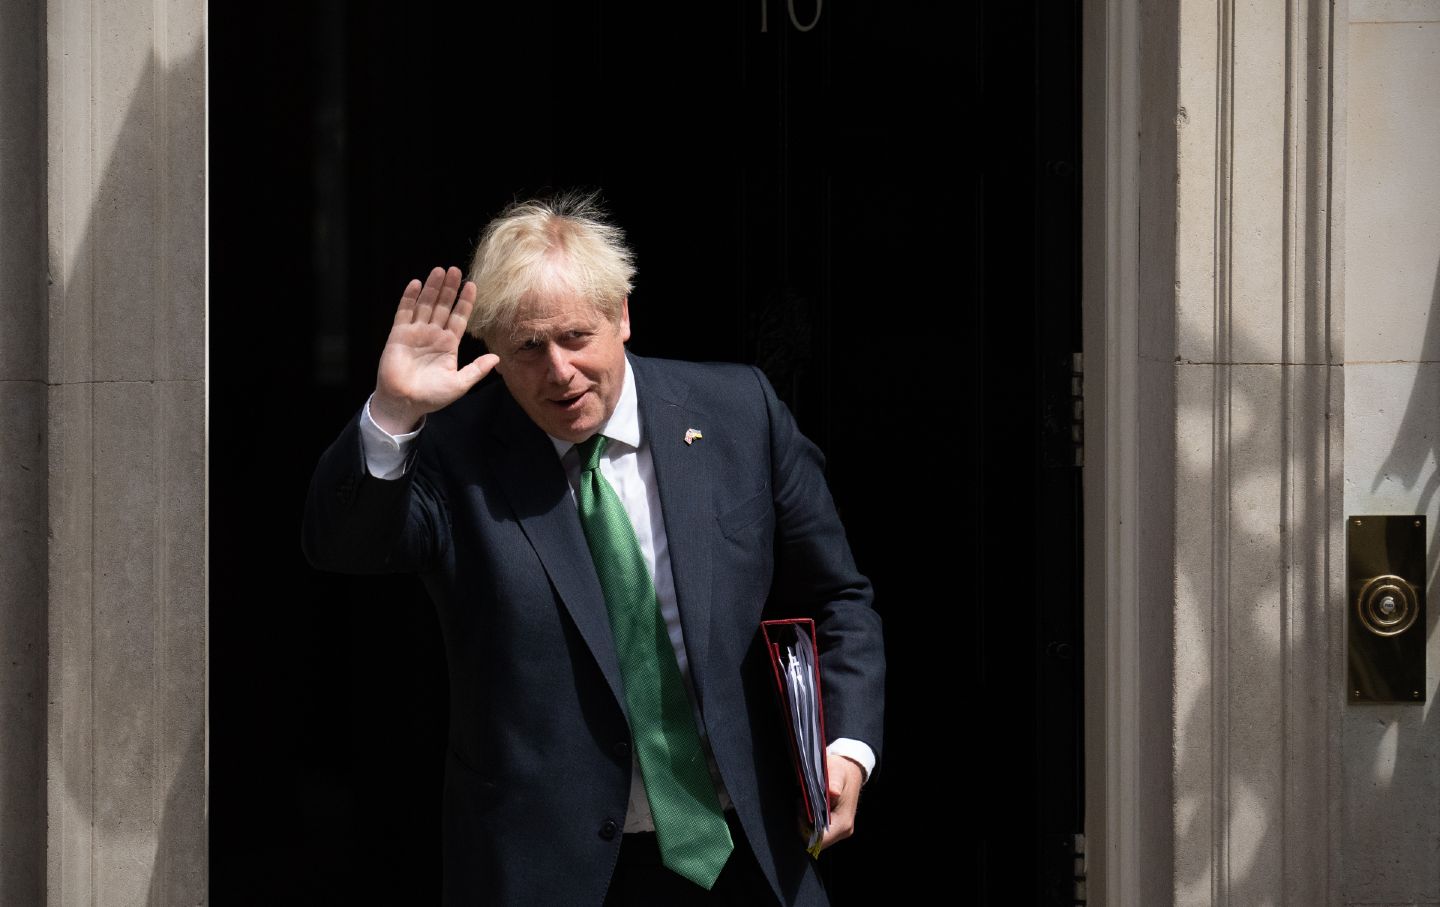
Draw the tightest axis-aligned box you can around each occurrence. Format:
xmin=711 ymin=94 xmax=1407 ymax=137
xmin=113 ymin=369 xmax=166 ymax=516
xmin=302 ymin=352 xmax=885 ymax=906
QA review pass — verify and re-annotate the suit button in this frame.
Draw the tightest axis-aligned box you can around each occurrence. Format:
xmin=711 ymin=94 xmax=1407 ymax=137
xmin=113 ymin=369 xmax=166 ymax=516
xmin=613 ymin=741 xmax=630 ymax=759
xmin=599 ymin=819 xmax=619 ymax=840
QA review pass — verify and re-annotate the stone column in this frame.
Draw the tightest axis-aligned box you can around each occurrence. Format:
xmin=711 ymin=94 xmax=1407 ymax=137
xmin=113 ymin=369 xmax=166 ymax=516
xmin=1167 ymin=0 xmax=1343 ymax=899
xmin=1 ymin=0 xmax=207 ymax=903
xmin=1087 ymin=0 xmax=1344 ymax=902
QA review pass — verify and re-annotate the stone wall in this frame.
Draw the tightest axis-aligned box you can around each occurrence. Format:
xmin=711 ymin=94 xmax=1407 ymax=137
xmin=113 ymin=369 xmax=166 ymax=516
xmin=1341 ymin=2 xmax=1440 ymax=903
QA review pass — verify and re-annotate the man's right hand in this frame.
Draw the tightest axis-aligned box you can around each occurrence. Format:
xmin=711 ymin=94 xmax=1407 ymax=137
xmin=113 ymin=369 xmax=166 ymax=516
xmin=371 ymin=266 xmax=500 ymax=434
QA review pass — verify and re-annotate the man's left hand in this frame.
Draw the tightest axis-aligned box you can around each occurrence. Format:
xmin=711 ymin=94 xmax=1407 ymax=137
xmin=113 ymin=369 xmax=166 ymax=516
xmin=815 ymin=754 xmax=864 ymax=852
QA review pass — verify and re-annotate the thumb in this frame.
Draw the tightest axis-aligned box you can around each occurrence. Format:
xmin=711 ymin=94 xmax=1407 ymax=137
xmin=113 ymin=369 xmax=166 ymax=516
xmin=457 ymin=353 xmax=500 ymax=389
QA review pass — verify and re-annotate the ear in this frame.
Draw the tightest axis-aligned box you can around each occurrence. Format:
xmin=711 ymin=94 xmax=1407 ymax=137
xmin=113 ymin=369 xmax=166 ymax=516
xmin=618 ymin=297 xmax=631 ymax=343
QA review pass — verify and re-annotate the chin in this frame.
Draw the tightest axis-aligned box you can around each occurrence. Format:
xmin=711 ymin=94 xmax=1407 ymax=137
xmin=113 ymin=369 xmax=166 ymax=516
xmin=529 ymin=401 xmax=603 ymax=443
xmin=552 ymin=418 xmax=598 ymax=443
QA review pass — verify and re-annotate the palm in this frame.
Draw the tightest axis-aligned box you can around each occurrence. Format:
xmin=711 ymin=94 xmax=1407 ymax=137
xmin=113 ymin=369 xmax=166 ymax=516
xmin=372 ymin=266 xmax=499 ymax=432
xmin=380 ymin=318 xmax=467 ymax=405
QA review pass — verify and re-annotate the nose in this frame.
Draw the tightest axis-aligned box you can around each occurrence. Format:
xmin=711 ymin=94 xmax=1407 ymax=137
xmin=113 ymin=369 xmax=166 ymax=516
xmin=544 ymin=343 xmax=576 ymax=384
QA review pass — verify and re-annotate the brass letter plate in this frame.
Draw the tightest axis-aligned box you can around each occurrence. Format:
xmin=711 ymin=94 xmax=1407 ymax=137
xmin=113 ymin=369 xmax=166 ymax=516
xmin=1348 ymin=515 xmax=1426 ymax=703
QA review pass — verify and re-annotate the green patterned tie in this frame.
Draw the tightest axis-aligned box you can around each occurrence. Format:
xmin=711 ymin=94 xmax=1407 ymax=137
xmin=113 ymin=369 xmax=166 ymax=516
xmin=574 ymin=434 xmax=734 ymax=889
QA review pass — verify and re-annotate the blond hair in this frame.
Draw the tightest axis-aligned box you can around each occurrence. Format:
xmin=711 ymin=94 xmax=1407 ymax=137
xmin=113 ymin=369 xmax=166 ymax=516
xmin=466 ymin=192 xmax=636 ymax=343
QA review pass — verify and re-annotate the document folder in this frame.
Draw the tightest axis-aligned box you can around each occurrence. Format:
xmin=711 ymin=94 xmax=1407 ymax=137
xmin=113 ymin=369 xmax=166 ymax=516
xmin=761 ymin=618 xmax=830 ymax=856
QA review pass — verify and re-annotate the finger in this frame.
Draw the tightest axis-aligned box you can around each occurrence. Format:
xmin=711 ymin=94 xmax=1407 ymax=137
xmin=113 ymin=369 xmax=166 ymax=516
xmin=445 ymin=280 xmax=478 ymax=339
xmin=818 ymin=795 xmax=856 ymax=851
xmin=413 ymin=266 xmax=446 ymax=325
xmin=815 ymin=760 xmax=860 ymax=852
xmin=430 ymin=266 xmax=464 ymax=327
xmin=818 ymin=813 xmax=854 ymax=852
xmin=394 ymin=278 xmax=423 ymax=327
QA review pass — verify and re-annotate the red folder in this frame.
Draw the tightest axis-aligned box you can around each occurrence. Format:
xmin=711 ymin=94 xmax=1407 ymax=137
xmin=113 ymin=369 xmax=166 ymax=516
xmin=761 ymin=618 xmax=830 ymax=855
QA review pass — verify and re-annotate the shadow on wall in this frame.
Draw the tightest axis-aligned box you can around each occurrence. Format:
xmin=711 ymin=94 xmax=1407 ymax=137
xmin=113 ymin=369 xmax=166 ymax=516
xmin=47 ymin=47 xmax=208 ymax=906
xmin=1169 ymin=256 xmax=1440 ymax=900
xmin=1169 ymin=310 xmax=1271 ymax=903
xmin=147 ymin=726 xmax=204 ymax=907
xmin=1167 ymin=306 xmax=1341 ymax=901
xmin=1369 ymin=255 xmax=1440 ymax=631
xmin=1374 ymin=258 xmax=1440 ymax=534
xmin=1351 ymin=257 xmax=1440 ymax=896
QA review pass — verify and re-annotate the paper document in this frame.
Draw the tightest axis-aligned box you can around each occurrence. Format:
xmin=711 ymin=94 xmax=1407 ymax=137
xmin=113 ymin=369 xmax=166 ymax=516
xmin=761 ymin=618 xmax=830 ymax=856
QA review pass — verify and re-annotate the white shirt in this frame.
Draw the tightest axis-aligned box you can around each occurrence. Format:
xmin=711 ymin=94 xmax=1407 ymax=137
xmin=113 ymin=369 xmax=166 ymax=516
xmin=358 ymin=359 xmax=875 ymax=831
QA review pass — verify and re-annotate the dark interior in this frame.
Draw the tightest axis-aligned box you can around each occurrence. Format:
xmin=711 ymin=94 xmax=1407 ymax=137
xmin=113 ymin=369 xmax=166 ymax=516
xmin=210 ymin=2 xmax=1083 ymax=902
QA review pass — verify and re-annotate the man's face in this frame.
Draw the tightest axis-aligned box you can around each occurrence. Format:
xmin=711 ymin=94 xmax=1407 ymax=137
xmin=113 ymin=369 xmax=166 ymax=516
xmin=491 ymin=291 xmax=631 ymax=444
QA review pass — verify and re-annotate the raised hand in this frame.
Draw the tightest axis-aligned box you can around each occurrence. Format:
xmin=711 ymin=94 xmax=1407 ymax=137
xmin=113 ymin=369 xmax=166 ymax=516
xmin=371 ymin=266 xmax=500 ymax=434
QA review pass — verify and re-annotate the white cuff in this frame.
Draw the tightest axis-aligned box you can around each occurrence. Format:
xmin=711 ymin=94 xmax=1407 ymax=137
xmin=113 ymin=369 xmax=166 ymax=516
xmin=359 ymin=394 xmax=424 ymax=479
xmin=826 ymin=738 xmax=876 ymax=785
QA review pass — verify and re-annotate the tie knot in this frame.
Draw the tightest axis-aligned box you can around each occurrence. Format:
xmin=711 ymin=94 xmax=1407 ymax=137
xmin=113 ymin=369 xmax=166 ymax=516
xmin=576 ymin=433 xmax=607 ymax=472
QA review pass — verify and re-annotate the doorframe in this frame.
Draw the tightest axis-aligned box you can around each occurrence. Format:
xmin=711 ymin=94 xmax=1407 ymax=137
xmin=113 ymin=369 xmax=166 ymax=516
xmin=1081 ymin=0 xmax=1149 ymax=901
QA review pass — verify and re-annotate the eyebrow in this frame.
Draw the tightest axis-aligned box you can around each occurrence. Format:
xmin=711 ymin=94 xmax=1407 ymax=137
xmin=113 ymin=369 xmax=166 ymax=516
xmin=506 ymin=319 xmax=598 ymax=347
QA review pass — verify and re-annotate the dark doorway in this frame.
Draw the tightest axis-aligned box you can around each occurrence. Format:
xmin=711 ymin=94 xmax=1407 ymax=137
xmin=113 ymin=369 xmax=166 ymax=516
xmin=210 ymin=2 xmax=1082 ymax=903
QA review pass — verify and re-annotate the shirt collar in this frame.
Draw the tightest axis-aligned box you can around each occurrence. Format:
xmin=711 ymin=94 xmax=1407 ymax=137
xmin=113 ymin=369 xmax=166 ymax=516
xmin=546 ymin=356 xmax=640 ymax=458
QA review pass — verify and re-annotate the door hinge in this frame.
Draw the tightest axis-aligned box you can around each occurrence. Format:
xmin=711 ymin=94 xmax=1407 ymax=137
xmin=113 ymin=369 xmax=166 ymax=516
xmin=1070 ymin=353 xmax=1084 ymax=468
xmin=1045 ymin=832 xmax=1087 ymax=905
xmin=1044 ymin=352 xmax=1085 ymax=468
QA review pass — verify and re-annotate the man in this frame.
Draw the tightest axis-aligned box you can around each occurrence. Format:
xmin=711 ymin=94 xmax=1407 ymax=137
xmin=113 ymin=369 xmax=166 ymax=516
xmin=302 ymin=196 xmax=884 ymax=905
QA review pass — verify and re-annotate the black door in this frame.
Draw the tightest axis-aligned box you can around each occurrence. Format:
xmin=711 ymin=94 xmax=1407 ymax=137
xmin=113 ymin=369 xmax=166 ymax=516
xmin=211 ymin=2 xmax=1083 ymax=903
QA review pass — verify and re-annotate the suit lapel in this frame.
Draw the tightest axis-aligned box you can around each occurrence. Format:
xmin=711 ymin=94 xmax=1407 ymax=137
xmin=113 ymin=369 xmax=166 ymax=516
xmin=483 ymin=392 xmax=627 ymax=711
xmin=632 ymin=355 xmax=716 ymax=711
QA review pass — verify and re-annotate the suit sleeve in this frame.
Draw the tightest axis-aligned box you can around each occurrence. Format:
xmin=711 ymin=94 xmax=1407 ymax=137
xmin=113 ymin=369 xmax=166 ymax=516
xmin=752 ymin=367 xmax=886 ymax=772
xmin=301 ymin=407 xmax=450 ymax=575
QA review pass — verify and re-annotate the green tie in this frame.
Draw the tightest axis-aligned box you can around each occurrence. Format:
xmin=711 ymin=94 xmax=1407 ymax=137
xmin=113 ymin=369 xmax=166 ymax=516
xmin=574 ymin=434 xmax=734 ymax=889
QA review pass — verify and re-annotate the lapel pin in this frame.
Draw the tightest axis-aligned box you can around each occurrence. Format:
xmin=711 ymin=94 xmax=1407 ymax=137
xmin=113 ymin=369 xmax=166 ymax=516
xmin=684 ymin=428 xmax=703 ymax=446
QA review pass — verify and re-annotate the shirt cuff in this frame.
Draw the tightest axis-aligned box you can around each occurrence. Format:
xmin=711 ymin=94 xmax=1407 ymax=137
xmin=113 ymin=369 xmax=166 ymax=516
xmin=359 ymin=394 xmax=424 ymax=479
xmin=826 ymin=738 xmax=876 ymax=785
